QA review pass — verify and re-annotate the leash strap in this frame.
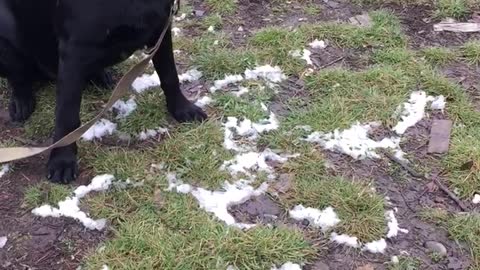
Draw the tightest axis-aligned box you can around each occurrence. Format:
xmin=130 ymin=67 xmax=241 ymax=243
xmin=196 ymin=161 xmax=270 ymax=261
xmin=0 ymin=4 xmax=176 ymax=163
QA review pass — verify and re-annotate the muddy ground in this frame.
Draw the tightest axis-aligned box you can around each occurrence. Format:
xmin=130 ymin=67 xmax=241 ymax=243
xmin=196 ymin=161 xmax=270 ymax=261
xmin=1 ymin=0 xmax=480 ymax=269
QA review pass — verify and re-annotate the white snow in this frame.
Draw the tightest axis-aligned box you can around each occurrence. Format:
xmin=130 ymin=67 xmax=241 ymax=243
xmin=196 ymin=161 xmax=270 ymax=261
xmin=0 ymin=164 xmax=9 ymax=178
xmin=191 ymin=181 xmax=268 ymax=229
xmin=82 ymin=119 xmax=117 ymax=141
xmin=178 ymin=68 xmax=203 ymax=83
xmin=363 ymin=239 xmax=387 ymax=253
xmin=330 ymin=232 xmax=360 ymax=248
xmin=207 ymin=25 xmax=215 ymax=32
xmin=101 ymin=265 xmax=110 ymax=270
xmin=174 ymin=13 xmax=187 ymax=21
xmin=210 ymin=74 xmax=244 ymax=93
xmin=238 ymin=26 xmax=244 ymax=32
xmin=0 ymin=236 xmax=7 ymax=249
xmin=165 ymin=173 xmax=193 ymax=194
xmin=112 ymin=97 xmax=137 ymax=119
xmin=132 ymin=72 xmax=160 ymax=93
xmin=234 ymin=86 xmax=250 ymax=97
xmin=391 ymin=256 xmax=400 ymax=264
xmin=221 ymin=149 xmax=291 ymax=176
xmin=271 ymin=262 xmax=303 ymax=270
xmin=244 ymin=65 xmax=287 ymax=83
xmin=172 ymin=27 xmax=181 ymax=36
xmin=431 ymin=95 xmax=446 ymax=110
xmin=309 ymin=39 xmax=327 ymax=49
xmin=195 ymin=96 xmax=213 ymax=108
xmin=138 ymin=127 xmax=168 ymax=140
xmin=393 ymin=91 xmax=446 ymax=135
xmin=290 ymin=49 xmax=313 ymax=66
xmin=32 ymin=175 xmax=114 ymax=230
xmin=472 ymin=194 xmax=480 ymax=204
xmin=304 ymin=122 xmax=400 ymax=159
xmin=386 ymin=210 xmax=409 ymax=238
xmin=289 ymin=205 xmax=340 ymax=231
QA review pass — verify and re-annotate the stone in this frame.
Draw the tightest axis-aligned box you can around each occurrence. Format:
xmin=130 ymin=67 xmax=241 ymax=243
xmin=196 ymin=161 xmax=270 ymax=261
xmin=425 ymin=241 xmax=447 ymax=256
xmin=427 ymin=120 xmax=453 ymax=154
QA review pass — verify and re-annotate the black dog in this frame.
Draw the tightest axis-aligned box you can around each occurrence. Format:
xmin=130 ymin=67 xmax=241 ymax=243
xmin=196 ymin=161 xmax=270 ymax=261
xmin=0 ymin=0 xmax=207 ymax=183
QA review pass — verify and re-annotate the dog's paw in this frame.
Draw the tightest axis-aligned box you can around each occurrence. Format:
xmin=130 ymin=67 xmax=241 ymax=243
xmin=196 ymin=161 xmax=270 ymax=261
xmin=169 ymin=99 xmax=207 ymax=123
xmin=47 ymin=148 xmax=78 ymax=184
xmin=9 ymin=94 xmax=36 ymax=122
xmin=91 ymin=69 xmax=115 ymax=89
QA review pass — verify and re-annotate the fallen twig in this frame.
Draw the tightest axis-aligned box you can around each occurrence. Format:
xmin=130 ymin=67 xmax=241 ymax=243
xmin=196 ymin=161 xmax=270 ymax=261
xmin=384 ymin=151 xmax=469 ymax=211
xmin=319 ymin=57 xmax=345 ymax=69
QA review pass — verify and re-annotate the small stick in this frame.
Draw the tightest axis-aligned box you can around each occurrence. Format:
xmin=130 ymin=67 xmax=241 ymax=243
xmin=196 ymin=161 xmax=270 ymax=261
xmin=384 ymin=151 xmax=468 ymax=211
xmin=319 ymin=57 xmax=345 ymax=69
xmin=384 ymin=151 xmax=423 ymax=178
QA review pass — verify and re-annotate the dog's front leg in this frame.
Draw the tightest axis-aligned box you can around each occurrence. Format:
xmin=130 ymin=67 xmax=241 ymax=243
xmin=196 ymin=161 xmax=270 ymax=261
xmin=47 ymin=42 xmax=91 ymax=183
xmin=150 ymin=27 xmax=207 ymax=122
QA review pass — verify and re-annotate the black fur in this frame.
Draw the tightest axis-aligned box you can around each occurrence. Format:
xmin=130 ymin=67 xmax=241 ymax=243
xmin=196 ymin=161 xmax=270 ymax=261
xmin=0 ymin=0 xmax=207 ymax=183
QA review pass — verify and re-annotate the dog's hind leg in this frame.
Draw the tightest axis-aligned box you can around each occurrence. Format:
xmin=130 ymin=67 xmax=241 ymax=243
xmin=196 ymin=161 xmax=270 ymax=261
xmin=0 ymin=38 xmax=37 ymax=122
xmin=149 ymin=27 xmax=207 ymax=122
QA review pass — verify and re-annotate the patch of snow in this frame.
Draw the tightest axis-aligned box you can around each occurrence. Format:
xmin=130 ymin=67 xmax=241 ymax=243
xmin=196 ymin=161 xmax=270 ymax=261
xmin=304 ymin=122 xmax=400 ymax=159
xmin=245 ymin=65 xmax=287 ymax=83
xmin=214 ymin=40 xmax=219 ymax=45
xmin=331 ymin=232 xmax=360 ymax=248
xmin=32 ymin=175 xmax=114 ymax=230
xmin=178 ymin=68 xmax=202 ymax=83
xmin=472 ymin=194 xmax=480 ymax=204
xmin=430 ymin=95 xmax=446 ymax=111
xmin=195 ymin=96 xmax=213 ymax=108
xmin=173 ymin=49 xmax=181 ymax=54
xmin=238 ymin=26 xmax=244 ymax=32
xmin=391 ymin=256 xmax=400 ymax=264
xmin=82 ymin=119 xmax=117 ymax=141
xmin=101 ymin=265 xmax=110 ymax=270
xmin=393 ymin=91 xmax=445 ymax=135
xmin=309 ymin=39 xmax=327 ymax=49
xmin=132 ymin=72 xmax=160 ymax=93
xmin=363 ymin=239 xmax=387 ymax=254
xmin=191 ymin=181 xmax=268 ymax=229
xmin=386 ymin=210 xmax=409 ymax=238
xmin=221 ymin=149 xmax=293 ymax=177
xmin=112 ymin=97 xmax=137 ymax=119
xmin=208 ymin=25 xmax=215 ymax=32
xmin=290 ymin=49 xmax=313 ymax=66
xmin=0 ymin=236 xmax=7 ymax=249
xmin=174 ymin=13 xmax=187 ymax=21
xmin=0 ymin=164 xmax=10 ymax=178
xmin=271 ymin=262 xmax=302 ymax=270
xmin=234 ymin=86 xmax=250 ymax=97
xmin=210 ymin=74 xmax=244 ymax=93
xmin=165 ymin=173 xmax=193 ymax=194
xmin=253 ymin=112 xmax=279 ymax=133
xmin=289 ymin=205 xmax=340 ymax=231
xmin=172 ymin=27 xmax=181 ymax=36
xmin=138 ymin=127 xmax=168 ymax=140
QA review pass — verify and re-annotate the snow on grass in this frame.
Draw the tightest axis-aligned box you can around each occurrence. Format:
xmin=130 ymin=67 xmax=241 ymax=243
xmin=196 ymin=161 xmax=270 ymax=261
xmin=210 ymin=74 xmax=244 ymax=93
xmin=191 ymin=181 xmax=268 ymax=229
xmin=174 ymin=13 xmax=187 ymax=21
xmin=207 ymin=25 xmax=215 ymax=33
xmin=32 ymin=175 xmax=114 ymax=230
xmin=178 ymin=68 xmax=203 ymax=84
xmin=393 ymin=91 xmax=446 ymax=135
xmin=172 ymin=27 xmax=181 ymax=36
xmin=473 ymin=194 xmax=480 ymax=204
xmin=303 ymin=122 xmax=401 ymax=160
xmin=82 ymin=119 xmax=117 ymax=141
xmin=195 ymin=96 xmax=213 ymax=108
xmin=165 ymin=173 xmax=193 ymax=194
xmin=112 ymin=97 xmax=137 ymax=119
xmin=271 ymin=262 xmax=303 ymax=270
xmin=138 ymin=127 xmax=168 ymax=140
xmin=386 ymin=209 xmax=409 ymax=238
xmin=244 ymin=65 xmax=287 ymax=83
xmin=0 ymin=236 xmax=7 ymax=249
xmin=363 ymin=238 xmax=388 ymax=254
xmin=132 ymin=72 xmax=160 ymax=93
xmin=289 ymin=49 xmax=313 ymax=66
xmin=330 ymin=233 xmax=360 ymax=248
xmin=0 ymin=164 xmax=9 ymax=179
xmin=221 ymin=149 xmax=293 ymax=178
xmin=289 ymin=205 xmax=340 ymax=231
xmin=101 ymin=265 xmax=110 ymax=270
xmin=309 ymin=39 xmax=327 ymax=49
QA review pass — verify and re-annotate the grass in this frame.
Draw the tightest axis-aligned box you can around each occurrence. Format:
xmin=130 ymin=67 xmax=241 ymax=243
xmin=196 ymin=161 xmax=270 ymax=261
xmin=281 ymin=153 xmax=387 ymax=242
xmin=460 ymin=40 xmax=480 ymax=65
xmin=206 ymin=0 xmax=237 ymax=15
xmin=388 ymin=256 xmax=421 ymax=270
xmin=420 ymin=47 xmax=457 ymax=66
xmin=435 ymin=0 xmax=470 ymax=19
xmin=23 ymin=182 xmax=72 ymax=208
xmin=84 ymin=190 xmax=315 ymax=269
